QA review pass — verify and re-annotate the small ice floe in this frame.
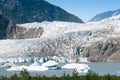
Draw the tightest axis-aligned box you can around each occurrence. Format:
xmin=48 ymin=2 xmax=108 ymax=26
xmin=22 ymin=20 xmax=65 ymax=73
xmin=62 ymin=63 xmax=90 ymax=73
xmin=0 ymin=58 xmax=6 ymax=63
xmin=6 ymin=62 xmax=48 ymax=71
xmin=42 ymin=60 xmax=61 ymax=70
xmin=42 ymin=60 xmax=58 ymax=67
xmin=47 ymin=66 xmax=61 ymax=70
xmin=58 ymin=59 xmax=68 ymax=63
xmin=6 ymin=65 xmax=48 ymax=72
xmin=29 ymin=62 xmax=41 ymax=66
xmin=3 ymin=63 xmax=17 ymax=67
xmin=6 ymin=66 xmax=20 ymax=71
xmin=6 ymin=65 xmax=28 ymax=71
xmin=27 ymin=66 xmax=48 ymax=71
xmin=28 ymin=62 xmax=48 ymax=71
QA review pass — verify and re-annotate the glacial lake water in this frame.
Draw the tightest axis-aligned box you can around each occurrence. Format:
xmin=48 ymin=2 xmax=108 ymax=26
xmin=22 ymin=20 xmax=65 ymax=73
xmin=0 ymin=62 xmax=120 ymax=77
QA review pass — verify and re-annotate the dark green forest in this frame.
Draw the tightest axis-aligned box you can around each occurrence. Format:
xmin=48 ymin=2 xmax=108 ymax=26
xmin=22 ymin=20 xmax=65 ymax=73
xmin=0 ymin=70 xmax=120 ymax=80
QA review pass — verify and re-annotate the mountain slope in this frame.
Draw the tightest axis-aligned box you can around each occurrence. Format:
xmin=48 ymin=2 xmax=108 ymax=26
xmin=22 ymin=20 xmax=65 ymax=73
xmin=89 ymin=9 xmax=120 ymax=22
xmin=0 ymin=15 xmax=16 ymax=39
xmin=0 ymin=0 xmax=83 ymax=23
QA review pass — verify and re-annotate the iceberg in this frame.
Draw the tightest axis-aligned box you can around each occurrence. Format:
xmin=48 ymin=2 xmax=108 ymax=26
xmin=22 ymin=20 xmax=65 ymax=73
xmin=6 ymin=65 xmax=28 ymax=71
xmin=27 ymin=62 xmax=48 ymax=71
xmin=47 ymin=65 xmax=61 ymax=70
xmin=29 ymin=62 xmax=41 ymax=66
xmin=62 ymin=63 xmax=90 ymax=73
xmin=6 ymin=66 xmax=20 ymax=71
xmin=27 ymin=66 xmax=48 ymax=71
xmin=42 ymin=60 xmax=61 ymax=70
xmin=6 ymin=65 xmax=48 ymax=71
xmin=6 ymin=62 xmax=48 ymax=71
xmin=42 ymin=60 xmax=58 ymax=67
xmin=3 ymin=63 xmax=17 ymax=67
xmin=0 ymin=58 xmax=6 ymax=63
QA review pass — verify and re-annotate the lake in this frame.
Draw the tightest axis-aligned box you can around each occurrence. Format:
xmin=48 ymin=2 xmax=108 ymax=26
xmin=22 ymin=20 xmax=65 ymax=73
xmin=0 ymin=62 xmax=120 ymax=77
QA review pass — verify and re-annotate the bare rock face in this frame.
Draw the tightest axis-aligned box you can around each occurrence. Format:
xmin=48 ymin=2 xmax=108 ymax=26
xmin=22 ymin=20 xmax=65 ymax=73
xmin=106 ymin=51 xmax=120 ymax=62
xmin=10 ymin=26 xmax=44 ymax=39
xmin=0 ymin=15 xmax=16 ymax=39
xmin=82 ymin=38 xmax=120 ymax=62
xmin=0 ymin=15 xmax=44 ymax=39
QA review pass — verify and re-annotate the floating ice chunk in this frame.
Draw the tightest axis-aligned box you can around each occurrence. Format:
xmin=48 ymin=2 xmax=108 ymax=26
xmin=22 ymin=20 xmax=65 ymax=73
xmin=4 ymin=63 xmax=17 ymax=67
xmin=28 ymin=61 xmax=48 ymax=71
xmin=42 ymin=60 xmax=58 ymax=67
xmin=6 ymin=65 xmax=28 ymax=71
xmin=62 ymin=63 xmax=89 ymax=69
xmin=6 ymin=62 xmax=48 ymax=71
xmin=6 ymin=67 xmax=20 ymax=71
xmin=47 ymin=65 xmax=61 ymax=70
xmin=29 ymin=62 xmax=41 ymax=66
xmin=58 ymin=59 xmax=68 ymax=63
xmin=28 ymin=66 xmax=48 ymax=71
xmin=0 ymin=58 xmax=6 ymax=63
xmin=62 ymin=63 xmax=90 ymax=73
xmin=17 ymin=65 xmax=28 ymax=70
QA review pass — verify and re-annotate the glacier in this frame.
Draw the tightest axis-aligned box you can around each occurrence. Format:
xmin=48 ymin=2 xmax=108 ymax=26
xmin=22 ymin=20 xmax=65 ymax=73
xmin=0 ymin=16 xmax=120 ymax=62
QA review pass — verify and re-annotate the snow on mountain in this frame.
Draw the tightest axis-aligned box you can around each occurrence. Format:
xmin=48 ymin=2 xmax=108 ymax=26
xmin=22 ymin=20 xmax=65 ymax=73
xmin=102 ymin=14 xmax=120 ymax=21
xmin=0 ymin=19 xmax=120 ymax=62
xmin=90 ymin=9 xmax=120 ymax=22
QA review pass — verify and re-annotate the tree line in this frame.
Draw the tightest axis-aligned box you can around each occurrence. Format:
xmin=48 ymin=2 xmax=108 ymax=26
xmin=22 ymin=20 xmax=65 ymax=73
xmin=0 ymin=70 xmax=120 ymax=80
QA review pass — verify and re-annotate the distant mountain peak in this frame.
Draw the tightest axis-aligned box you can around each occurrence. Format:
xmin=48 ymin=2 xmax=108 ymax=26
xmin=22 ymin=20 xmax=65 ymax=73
xmin=0 ymin=0 xmax=83 ymax=23
xmin=89 ymin=9 xmax=120 ymax=22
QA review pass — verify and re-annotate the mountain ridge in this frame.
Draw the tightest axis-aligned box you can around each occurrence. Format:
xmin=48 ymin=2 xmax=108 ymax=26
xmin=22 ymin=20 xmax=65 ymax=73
xmin=89 ymin=9 xmax=120 ymax=22
xmin=0 ymin=0 xmax=83 ymax=23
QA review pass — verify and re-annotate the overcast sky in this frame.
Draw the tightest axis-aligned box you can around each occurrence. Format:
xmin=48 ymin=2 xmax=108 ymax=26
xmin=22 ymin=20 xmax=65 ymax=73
xmin=46 ymin=0 xmax=120 ymax=21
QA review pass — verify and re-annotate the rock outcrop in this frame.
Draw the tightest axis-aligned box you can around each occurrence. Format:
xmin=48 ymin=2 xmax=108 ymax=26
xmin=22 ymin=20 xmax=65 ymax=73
xmin=82 ymin=38 xmax=120 ymax=62
xmin=0 ymin=15 xmax=44 ymax=39
xmin=10 ymin=26 xmax=44 ymax=39
xmin=0 ymin=15 xmax=16 ymax=39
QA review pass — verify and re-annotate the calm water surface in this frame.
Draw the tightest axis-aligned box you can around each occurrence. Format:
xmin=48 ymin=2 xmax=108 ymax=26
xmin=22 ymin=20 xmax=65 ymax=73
xmin=0 ymin=62 xmax=120 ymax=77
